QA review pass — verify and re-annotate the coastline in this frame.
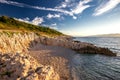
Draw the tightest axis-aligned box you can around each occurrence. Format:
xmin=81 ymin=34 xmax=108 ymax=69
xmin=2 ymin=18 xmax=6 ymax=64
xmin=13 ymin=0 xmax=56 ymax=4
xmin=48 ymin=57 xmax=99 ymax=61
xmin=0 ymin=32 xmax=117 ymax=80
xmin=29 ymin=43 xmax=76 ymax=80
xmin=36 ymin=35 xmax=116 ymax=56
xmin=28 ymin=35 xmax=117 ymax=79
xmin=0 ymin=16 xmax=118 ymax=80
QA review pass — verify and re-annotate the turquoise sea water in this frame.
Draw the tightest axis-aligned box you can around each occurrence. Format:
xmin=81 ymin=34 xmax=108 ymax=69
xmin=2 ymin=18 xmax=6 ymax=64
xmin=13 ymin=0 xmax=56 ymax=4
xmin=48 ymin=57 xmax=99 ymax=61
xmin=72 ymin=37 xmax=120 ymax=80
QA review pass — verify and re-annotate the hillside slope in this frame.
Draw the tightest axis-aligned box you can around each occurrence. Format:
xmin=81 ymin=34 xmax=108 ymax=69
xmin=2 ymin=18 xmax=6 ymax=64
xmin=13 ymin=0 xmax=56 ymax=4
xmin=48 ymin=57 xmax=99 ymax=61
xmin=0 ymin=16 xmax=63 ymax=36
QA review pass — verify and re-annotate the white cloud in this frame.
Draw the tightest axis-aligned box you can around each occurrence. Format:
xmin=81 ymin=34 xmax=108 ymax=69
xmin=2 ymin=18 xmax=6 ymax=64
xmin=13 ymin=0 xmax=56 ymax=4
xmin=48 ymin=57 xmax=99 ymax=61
xmin=56 ymin=2 xmax=67 ymax=9
xmin=0 ymin=0 xmax=92 ymax=19
xmin=51 ymin=23 xmax=57 ymax=26
xmin=65 ymin=0 xmax=69 ymax=2
xmin=31 ymin=17 xmax=44 ymax=25
xmin=33 ymin=6 xmax=74 ymax=16
xmin=0 ymin=0 xmax=72 ymax=15
xmin=0 ymin=0 xmax=25 ymax=7
xmin=55 ymin=0 xmax=92 ymax=19
xmin=15 ymin=17 xmax=44 ymax=25
xmin=55 ymin=0 xmax=69 ymax=9
xmin=72 ymin=0 xmax=92 ymax=14
xmin=47 ymin=14 xmax=60 ymax=19
xmin=56 ymin=0 xmax=92 ymax=19
xmin=73 ymin=16 xmax=77 ymax=19
xmin=15 ymin=17 xmax=30 ymax=23
xmin=93 ymin=0 xmax=120 ymax=16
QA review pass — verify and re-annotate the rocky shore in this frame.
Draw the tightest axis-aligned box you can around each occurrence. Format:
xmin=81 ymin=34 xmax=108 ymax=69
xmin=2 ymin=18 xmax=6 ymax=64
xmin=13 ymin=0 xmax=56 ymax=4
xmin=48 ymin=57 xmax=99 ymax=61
xmin=37 ymin=36 xmax=116 ymax=56
xmin=0 ymin=53 xmax=59 ymax=80
xmin=0 ymin=32 xmax=116 ymax=80
xmin=0 ymin=31 xmax=116 ymax=56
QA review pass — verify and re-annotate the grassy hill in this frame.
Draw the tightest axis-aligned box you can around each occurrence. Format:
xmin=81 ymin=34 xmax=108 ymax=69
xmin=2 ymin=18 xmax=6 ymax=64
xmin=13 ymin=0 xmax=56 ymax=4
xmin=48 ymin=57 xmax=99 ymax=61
xmin=0 ymin=16 xmax=63 ymax=36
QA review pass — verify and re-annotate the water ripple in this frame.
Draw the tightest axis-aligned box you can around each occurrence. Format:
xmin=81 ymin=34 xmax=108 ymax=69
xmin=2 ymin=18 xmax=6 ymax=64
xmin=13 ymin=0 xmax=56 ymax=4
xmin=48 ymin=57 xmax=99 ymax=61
xmin=72 ymin=37 xmax=120 ymax=80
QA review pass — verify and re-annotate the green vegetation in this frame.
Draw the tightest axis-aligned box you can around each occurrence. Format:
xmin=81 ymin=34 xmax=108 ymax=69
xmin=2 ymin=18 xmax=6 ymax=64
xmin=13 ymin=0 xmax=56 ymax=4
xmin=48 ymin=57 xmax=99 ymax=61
xmin=0 ymin=16 xmax=63 ymax=36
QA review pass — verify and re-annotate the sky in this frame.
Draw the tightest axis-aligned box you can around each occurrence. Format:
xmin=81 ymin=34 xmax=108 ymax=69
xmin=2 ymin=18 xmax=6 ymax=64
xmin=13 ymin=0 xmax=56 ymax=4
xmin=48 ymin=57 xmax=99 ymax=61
xmin=0 ymin=0 xmax=120 ymax=36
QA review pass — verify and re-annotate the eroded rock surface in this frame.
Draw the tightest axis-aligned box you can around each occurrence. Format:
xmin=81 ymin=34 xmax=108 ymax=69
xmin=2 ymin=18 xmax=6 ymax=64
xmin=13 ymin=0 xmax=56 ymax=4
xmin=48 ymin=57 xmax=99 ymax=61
xmin=0 ymin=32 xmax=116 ymax=80
xmin=0 ymin=32 xmax=116 ymax=56
xmin=38 ymin=36 xmax=116 ymax=56
xmin=0 ymin=53 xmax=59 ymax=80
xmin=0 ymin=32 xmax=38 ymax=53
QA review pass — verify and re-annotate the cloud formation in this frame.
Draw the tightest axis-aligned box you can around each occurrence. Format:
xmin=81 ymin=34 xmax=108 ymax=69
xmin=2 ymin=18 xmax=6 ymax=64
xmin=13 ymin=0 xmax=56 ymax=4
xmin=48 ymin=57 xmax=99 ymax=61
xmin=0 ymin=0 xmax=26 ymax=7
xmin=55 ymin=0 xmax=70 ymax=9
xmin=93 ymin=0 xmax=120 ymax=16
xmin=1 ymin=0 xmax=120 ymax=18
xmin=47 ymin=14 xmax=61 ymax=19
xmin=16 ymin=17 xmax=44 ymax=25
xmin=72 ymin=0 xmax=92 ymax=14
xmin=31 ymin=17 xmax=44 ymax=25
xmin=0 ymin=0 xmax=92 ymax=19
xmin=55 ymin=0 xmax=92 ymax=19
xmin=16 ymin=17 xmax=30 ymax=23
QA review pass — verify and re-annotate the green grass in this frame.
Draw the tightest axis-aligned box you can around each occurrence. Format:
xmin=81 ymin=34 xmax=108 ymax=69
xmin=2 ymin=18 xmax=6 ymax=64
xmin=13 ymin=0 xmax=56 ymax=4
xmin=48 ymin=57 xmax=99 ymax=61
xmin=0 ymin=16 xmax=63 ymax=36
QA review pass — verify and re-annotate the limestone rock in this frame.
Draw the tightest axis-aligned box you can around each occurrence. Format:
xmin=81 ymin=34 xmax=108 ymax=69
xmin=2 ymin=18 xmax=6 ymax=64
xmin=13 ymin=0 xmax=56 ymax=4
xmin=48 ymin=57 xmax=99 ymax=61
xmin=0 ymin=32 xmax=38 ymax=53
xmin=38 ymin=36 xmax=116 ymax=56
xmin=0 ymin=53 xmax=60 ymax=80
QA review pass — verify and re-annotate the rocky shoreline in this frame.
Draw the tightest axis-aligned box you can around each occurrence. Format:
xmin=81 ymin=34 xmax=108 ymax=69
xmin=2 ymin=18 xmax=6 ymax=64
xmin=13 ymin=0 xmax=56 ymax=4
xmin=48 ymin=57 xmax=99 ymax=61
xmin=0 ymin=32 xmax=116 ymax=80
xmin=0 ymin=31 xmax=116 ymax=56
xmin=36 ymin=36 xmax=116 ymax=56
xmin=0 ymin=53 xmax=59 ymax=80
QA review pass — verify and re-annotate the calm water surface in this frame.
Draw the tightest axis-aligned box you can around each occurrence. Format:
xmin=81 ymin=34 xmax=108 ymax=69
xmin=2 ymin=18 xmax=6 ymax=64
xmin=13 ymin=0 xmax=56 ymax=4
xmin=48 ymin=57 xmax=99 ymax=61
xmin=72 ymin=37 xmax=120 ymax=80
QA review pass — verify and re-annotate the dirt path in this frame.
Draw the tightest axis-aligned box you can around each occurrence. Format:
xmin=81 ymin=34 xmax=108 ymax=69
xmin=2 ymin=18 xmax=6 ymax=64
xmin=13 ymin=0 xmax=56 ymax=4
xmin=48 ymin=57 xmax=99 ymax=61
xmin=29 ymin=43 xmax=76 ymax=80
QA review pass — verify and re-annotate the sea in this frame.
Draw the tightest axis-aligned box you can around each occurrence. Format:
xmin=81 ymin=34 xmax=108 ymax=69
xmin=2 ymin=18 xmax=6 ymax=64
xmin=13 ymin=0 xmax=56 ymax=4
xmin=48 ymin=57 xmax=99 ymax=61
xmin=72 ymin=37 xmax=120 ymax=80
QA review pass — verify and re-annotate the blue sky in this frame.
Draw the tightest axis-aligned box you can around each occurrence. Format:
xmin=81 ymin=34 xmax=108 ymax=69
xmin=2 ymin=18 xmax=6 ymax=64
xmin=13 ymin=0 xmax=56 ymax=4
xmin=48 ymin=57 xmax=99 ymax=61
xmin=0 ymin=0 xmax=120 ymax=36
